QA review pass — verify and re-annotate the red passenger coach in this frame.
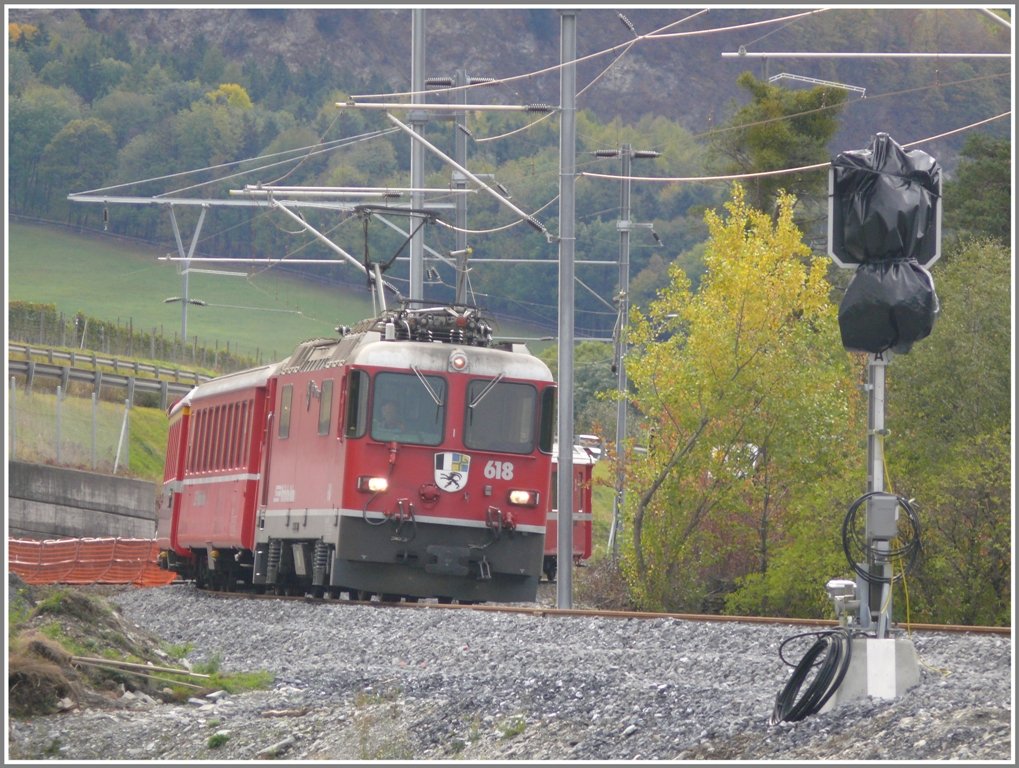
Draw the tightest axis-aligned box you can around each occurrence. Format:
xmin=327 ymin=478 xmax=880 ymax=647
xmin=158 ymin=366 xmax=275 ymax=567
xmin=157 ymin=303 xmax=557 ymax=603
xmin=542 ymin=444 xmax=598 ymax=582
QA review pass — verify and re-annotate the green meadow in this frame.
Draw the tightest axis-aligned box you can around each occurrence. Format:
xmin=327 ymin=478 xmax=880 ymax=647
xmin=8 ymin=221 xmax=377 ymax=362
xmin=7 ymin=221 xmax=554 ymax=361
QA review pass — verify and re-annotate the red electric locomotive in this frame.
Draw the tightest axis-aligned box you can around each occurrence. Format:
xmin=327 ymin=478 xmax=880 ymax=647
xmin=157 ymin=302 xmax=557 ymax=603
xmin=542 ymin=443 xmax=598 ymax=582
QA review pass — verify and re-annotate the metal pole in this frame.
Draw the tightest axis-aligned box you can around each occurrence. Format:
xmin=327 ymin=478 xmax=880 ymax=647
xmin=114 ymin=398 xmax=130 ymax=474
xmin=91 ymin=391 xmax=98 ymax=470
xmin=169 ymin=205 xmax=208 ymax=340
xmin=609 ymin=146 xmax=633 ymax=561
xmin=10 ymin=376 xmax=16 ymax=459
xmin=409 ymin=9 xmax=426 ymax=301
xmin=453 ymin=67 xmax=470 ymax=303
xmin=454 ymin=68 xmax=468 ymax=260
xmin=860 ymin=352 xmax=893 ymax=637
xmin=556 ymin=9 xmax=577 ymax=609
xmin=55 ymin=384 xmax=63 ymax=464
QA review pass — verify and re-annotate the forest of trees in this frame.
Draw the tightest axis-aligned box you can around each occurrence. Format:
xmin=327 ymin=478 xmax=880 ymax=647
xmin=8 ymin=12 xmax=719 ymax=342
xmin=6 ymin=10 xmax=1012 ymax=624
xmin=7 ymin=8 xmax=1010 ymax=342
xmin=616 ymin=138 xmax=1011 ymax=625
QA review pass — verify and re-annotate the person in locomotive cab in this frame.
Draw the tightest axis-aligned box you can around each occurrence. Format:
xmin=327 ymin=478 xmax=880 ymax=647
xmin=375 ymin=399 xmax=406 ymax=438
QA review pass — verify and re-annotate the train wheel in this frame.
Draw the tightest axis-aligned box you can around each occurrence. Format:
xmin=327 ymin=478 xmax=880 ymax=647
xmin=381 ymin=593 xmax=400 ymax=603
xmin=310 ymin=585 xmax=324 ymax=599
xmin=355 ymin=590 xmax=372 ymax=602
xmin=437 ymin=596 xmax=452 ymax=605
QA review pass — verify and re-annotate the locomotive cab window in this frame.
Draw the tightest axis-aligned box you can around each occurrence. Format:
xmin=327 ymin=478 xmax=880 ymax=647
xmin=371 ymin=371 xmax=446 ymax=445
xmin=344 ymin=370 xmax=368 ymax=438
xmin=539 ymin=387 xmax=556 ymax=454
xmin=464 ymin=380 xmax=538 ymax=454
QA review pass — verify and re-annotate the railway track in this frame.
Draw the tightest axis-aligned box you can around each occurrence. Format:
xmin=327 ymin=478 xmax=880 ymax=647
xmin=193 ymin=583 xmax=1011 ymax=636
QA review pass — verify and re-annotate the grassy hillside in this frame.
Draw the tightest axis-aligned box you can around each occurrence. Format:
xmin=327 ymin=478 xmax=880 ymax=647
xmin=8 ymin=221 xmax=376 ymax=362
xmin=7 ymin=221 xmax=554 ymax=361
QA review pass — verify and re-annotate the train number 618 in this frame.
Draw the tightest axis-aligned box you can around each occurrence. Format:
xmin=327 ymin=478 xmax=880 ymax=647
xmin=483 ymin=460 xmax=514 ymax=480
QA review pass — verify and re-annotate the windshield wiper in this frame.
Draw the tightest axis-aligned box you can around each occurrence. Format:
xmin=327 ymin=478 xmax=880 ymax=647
xmin=468 ymin=373 xmax=504 ymax=409
xmin=410 ymin=365 xmax=443 ymax=406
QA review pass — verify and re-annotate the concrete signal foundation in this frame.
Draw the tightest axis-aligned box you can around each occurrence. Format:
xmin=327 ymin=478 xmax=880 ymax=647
xmin=823 ymin=636 xmax=921 ymax=712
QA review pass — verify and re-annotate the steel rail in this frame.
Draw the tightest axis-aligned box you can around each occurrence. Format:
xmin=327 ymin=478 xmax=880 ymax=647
xmin=194 ymin=585 xmax=1011 ymax=636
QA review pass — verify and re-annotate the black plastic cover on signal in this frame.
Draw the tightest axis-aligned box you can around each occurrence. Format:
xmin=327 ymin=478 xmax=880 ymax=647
xmin=838 ymin=260 xmax=939 ymax=355
xmin=830 ymin=133 xmax=941 ymax=266
xmin=832 ymin=133 xmax=941 ymax=354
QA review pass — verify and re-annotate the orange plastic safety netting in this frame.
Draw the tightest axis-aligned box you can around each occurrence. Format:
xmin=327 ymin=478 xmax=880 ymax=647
xmin=7 ymin=537 xmax=179 ymax=587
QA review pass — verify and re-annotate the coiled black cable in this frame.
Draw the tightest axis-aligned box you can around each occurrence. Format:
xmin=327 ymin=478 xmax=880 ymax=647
xmin=841 ymin=491 xmax=922 ymax=584
xmin=769 ymin=628 xmax=854 ymax=725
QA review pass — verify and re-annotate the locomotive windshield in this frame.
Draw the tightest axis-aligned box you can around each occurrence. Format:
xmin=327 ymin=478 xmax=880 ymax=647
xmin=370 ymin=371 xmax=446 ymax=444
xmin=464 ymin=380 xmax=538 ymax=454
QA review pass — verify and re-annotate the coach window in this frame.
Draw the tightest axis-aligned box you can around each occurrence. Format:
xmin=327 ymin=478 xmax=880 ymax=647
xmin=187 ymin=412 xmax=199 ymax=473
xmin=201 ymin=409 xmax=210 ymax=471
xmin=213 ymin=406 xmax=224 ymax=469
xmin=371 ymin=371 xmax=446 ymax=445
xmin=206 ymin=407 xmax=215 ymax=470
xmin=318 ymin=379 xmax=334 ymax=436
xmin=226 ymin=403 xmax=238 ymax=468
xmin=218 ymin=405 xmax=228 ymax=469
xmin=196 ymin=410 xmax=207 ymax=471
xmin=344 ymin=370 xmax=368 ymax=438
xmin=464 ymin=379 xmax=537 ymax=454
xmin=278 ymin=384 xmax=293 ymax=439
xmin=239 ymin=401 xmax=249 ymax=466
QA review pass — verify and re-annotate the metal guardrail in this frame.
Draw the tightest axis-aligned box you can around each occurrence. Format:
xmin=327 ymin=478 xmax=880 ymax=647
xmin=8 ymin=343 xmax=211 ymax=385
xmin=8 ymin=350 xmax=203 ymax=410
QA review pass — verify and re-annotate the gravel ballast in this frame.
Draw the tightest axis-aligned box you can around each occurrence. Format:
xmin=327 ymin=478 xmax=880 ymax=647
xmin=7 ymin=583 xmax=1013 ymax=762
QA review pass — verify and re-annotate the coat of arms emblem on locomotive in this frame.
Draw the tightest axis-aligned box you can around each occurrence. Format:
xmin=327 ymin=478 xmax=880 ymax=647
xmin=434 ymin=452 xmax=471 ymax=491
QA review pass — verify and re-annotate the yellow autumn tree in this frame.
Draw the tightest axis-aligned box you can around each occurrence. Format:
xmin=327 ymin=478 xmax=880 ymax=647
xmin=621 ymin=184 xmax=862 ymax=615
xmin=205 ymin=83 xmax=253 ymax=110
xmin=9 ymin=22 xmax=39 ymax=44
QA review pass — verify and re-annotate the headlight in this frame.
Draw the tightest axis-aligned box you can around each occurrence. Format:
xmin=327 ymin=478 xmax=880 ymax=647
xmin=448 ymin=349 xmax=469 ymax=372
xmin=358 ymin=476 xmax=389 ymax=493
xmin=508 ymin=489 xmax=539 ymax=507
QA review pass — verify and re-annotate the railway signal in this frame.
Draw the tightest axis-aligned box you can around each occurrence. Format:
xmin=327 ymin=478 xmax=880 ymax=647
xmin=804 ymin=132 xmax=942 ymax=716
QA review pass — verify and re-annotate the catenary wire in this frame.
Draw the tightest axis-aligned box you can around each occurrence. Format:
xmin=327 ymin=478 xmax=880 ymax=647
xmin=351 ymin=9 xmax=830 ymax=102
xmin=474 ymin=10 xmax=710 ymax=145
xmin=580 ymin=112 xmax=1011 ymax=184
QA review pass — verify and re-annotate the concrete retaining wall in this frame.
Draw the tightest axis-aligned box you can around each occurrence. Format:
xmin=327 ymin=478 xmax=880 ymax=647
xmin=7 ymin=461 xmax=157 ymax=540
